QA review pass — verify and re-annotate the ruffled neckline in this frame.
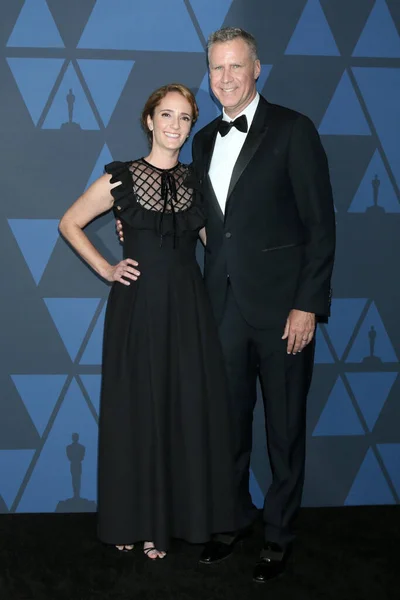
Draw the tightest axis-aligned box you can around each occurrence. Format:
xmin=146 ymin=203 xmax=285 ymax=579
xmin=104 ymin=160 xmax=205 ymax=237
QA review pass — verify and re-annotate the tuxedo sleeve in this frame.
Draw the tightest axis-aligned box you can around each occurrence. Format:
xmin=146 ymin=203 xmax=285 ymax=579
xmin=288 ymin=114 xmax=336 ymax=317
xmin=191 ymin=132 xmax=202 ymax=175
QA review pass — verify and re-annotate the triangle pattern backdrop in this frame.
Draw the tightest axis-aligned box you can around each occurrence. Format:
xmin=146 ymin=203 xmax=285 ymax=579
xmin=42 ymin=62 xmax=99 ymax=130
xmin=352 ymin=0 xmax=400 ymax=58
xmin=11 ymin=375 xmax=68 ymax=437
xmin=285 ymin=0 xmax=340 ymax=56
xmin=44 ymin=298 xmax=101 ymax=361
xmin=8 ymin=219 xmax=60 ymax=285
xmin=319 ymin=71 xmax=371 ymax=136
xmin=77 ymin=0 xmax=204 ymax=52
xmin=7 ymin=0 xmax=65 ymax=48
xmin=7 ymin=58 xmax=64 ymax=126
xmin=1 ymin=0 xmax=399 ymax=514
xmin=348 ymin=150 xmax=400 ymax=213
xmin=188 ymin=0 xmax=234 ymax=41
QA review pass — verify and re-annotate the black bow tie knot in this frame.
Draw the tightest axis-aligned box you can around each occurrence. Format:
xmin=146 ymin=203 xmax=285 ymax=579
xmin=218 ymin=114 xmax=248 ymax=137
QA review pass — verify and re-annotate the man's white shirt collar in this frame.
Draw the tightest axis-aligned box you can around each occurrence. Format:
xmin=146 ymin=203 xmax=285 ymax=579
xmin=221 ymin=92 xmax=260 ymax=128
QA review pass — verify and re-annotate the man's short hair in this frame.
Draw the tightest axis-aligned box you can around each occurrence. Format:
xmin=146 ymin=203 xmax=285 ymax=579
xmin=207 ymin=27 xmax=258 ymax=61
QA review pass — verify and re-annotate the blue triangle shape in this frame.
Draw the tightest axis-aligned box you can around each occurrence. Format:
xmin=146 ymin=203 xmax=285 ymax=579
xmin=352 ymin=67 xmax=400 ymax=188
xmin=195 ymin=72 xmax=220 ymax=129
xmin=79 ymin=375 xmax=101 ymax=416
xmin=42 ymin=62 xmax=99 ymax=130
xmin=285 ymin=0 xmax=340 ymax=56
xmin=345 ymin=448 xmax=395 ymax=505
xmin=78 ymin=0 xmax=203 ymax=51
xmin=378 ymin=443 xmax=400 ymax=497
xmin=249 ymin=469 xmax=264 ymax=509
xmin=8 ymin=219 xmax=60 ymax=285
xmin=353 ymin=0 xmax=400 ymax=58
xmin=313 ymin=377 xmax=364 ymax=436
xmin=324 ymin=298 xmax=367 ymax=360
xmin=314 ymin=326 xmax=334 ymax=363
xmin=78 ymin=59 xmax=135 ymax=126
xmin=347 ymin=373 xmax=397 ymax=431
xmin=7 ymin=0 xmax=64 ymax=48
xmin=17 ymin=378 xmax=98 ymax=513
xmin=346 ymin=302 xmax=398 ymax=363
xmin=7 ymin=58 xmax=64 ymax=126
xmin=180 ymin=72 xmax=220 ymax=162
xmin=188 ymin=0 xmax=233 ymax=41
xmin=11 ymin=375 xmax=67 ymax=436
xmin=256 ymin=65 xmax=273 ymax=94
xmin=0 ymin=450 xmax=35 ymax=510
xmin=80 ymin=304 xmax=106 ymax=365
xmin=319 ymin=71 xmax=371 ymax=135
xmin=348 ymin=150 xmax=400 ymax=213
xmin=44 ymin=298 xmax=101 ymax=361
xmin=85 ymin=144 xmax=113 ymax=190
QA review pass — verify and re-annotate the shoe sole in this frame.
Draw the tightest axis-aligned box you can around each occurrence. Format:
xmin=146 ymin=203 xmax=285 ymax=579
xmin=198 ymin=552 xmax=233 ymax=565
xmin=252 ymin=572 xmax=284 ymax=584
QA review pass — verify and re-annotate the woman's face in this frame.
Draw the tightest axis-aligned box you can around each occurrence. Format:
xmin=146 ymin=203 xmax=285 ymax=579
xmin=147 ymin=91 xmax=193 ymax=152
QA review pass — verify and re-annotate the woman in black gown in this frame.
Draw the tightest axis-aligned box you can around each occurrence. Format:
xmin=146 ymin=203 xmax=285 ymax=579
xmin=59 ymin=84 xmax=236 ymax=559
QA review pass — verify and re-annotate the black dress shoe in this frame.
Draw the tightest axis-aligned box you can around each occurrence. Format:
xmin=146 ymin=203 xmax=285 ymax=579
xmin=199 ymin=540 xmax=234 ymax=564
xmin=252 ymin=542 xmax=290 ymax=583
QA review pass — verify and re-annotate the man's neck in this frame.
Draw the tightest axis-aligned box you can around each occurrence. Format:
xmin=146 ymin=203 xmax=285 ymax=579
xmin=223 ymin=91 xmax=258 ymax=120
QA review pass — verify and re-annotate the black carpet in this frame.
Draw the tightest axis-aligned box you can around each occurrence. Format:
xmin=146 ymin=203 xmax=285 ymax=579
xmin=0 ymin=506 xmax=398 ymax=600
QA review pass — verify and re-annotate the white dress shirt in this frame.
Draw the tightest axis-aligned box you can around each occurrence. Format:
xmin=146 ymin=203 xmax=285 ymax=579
xmin=209 ymin=93 xmax=260 ymax=214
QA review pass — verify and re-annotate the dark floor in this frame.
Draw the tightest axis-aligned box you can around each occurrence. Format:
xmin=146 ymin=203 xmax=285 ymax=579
xmin=0 ymin=506 xmax=398 ymax=600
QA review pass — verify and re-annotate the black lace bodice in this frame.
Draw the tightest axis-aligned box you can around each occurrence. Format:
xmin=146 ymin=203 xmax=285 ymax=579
xmin=105 ymin=159 xmax=205 ymax=241
xmin=129 ymin=158 xmax=194 ymax=214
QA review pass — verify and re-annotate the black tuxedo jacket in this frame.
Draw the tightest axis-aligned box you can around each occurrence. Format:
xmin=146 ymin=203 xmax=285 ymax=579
xmin=192 ymin=96 xmax=336 ymax=330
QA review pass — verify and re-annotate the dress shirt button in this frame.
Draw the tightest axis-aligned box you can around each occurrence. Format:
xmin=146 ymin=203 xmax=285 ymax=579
xmin=225 ymin=232 xmax=232 ymax=239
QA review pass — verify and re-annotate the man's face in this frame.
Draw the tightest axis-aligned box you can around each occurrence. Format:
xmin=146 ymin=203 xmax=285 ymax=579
xmin=208 ymin=38 xmax=260 ymax=119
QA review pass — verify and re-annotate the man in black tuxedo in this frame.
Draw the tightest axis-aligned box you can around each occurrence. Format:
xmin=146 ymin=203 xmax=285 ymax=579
xmin=195 ymin=27 xmax=336 ymax=583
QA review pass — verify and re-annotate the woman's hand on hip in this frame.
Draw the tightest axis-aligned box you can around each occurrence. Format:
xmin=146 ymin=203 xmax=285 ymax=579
xmin=104 ymin=258 xmax=140 ymax=286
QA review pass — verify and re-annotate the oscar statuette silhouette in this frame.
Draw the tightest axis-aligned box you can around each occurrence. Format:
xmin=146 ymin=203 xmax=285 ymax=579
xmin=56 ymin=433 xmax=96 ymax=512
xmin=362 ymin=325 xmax=382 ymax=367
xmin=61 ymin=88 xmax=81 ymax=131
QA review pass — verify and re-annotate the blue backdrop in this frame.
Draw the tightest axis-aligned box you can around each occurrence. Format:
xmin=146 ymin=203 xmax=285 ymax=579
xmin=1 ymin=0 xmax=399 ymax=513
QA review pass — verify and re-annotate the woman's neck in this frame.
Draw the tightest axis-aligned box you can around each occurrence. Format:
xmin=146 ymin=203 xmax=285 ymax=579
xmin=144 ymin=148 xmax=179 ymax=170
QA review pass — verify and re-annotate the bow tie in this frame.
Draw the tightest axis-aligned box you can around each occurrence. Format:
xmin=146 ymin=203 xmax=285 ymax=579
xmin=218 ymin=115 xmax=248 ymax=137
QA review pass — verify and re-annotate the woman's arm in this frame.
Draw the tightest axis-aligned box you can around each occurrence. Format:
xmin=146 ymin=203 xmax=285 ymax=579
xmin=59 ymin=175 xmax=140 ymax=285
xmin=199 ymin=227 xmax=207 ymax=246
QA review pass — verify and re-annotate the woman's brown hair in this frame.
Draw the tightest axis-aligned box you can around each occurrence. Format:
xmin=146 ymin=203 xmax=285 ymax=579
xmin=141 ymin=83 xmax=199 ymax=145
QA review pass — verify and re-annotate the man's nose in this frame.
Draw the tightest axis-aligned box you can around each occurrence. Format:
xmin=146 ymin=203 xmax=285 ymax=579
xmin=221 ymin=70 xmax=233 ymax=83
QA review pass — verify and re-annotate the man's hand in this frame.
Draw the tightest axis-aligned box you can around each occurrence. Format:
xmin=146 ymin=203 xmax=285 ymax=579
xmin=282 ymin=309 xmax=316 ymax=354
xmin=116 ymin=219 xmax=124 ymax=243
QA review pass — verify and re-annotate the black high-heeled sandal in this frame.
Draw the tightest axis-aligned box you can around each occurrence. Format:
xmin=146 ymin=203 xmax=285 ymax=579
xmin=115 ymin=544 xmax=134 ymax=553
xmin=143 ymin=543 xmax=166 ymax=560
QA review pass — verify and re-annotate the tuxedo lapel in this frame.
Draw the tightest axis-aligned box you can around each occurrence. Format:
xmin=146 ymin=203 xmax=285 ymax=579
xmin=199 ymin=118 xmax=223 ymax=221
xmin=205 ymin=174 xmax=224 ymax=221
xmin=201 ymin=118 xmax=221 ymax=176
xmin=226 ymin=97 xmax=272 ymax=202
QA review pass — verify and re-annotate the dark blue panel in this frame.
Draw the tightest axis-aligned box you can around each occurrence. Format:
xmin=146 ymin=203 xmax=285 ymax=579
xmin=285 ymin=0 xmax=340 ymax=56
xmin=313 ymin=377 xmax=364 ymax=436
xmin=44 ymin=298 xmax=101 ymax=361
xmin=353 ymin=0 xmax=400 ymax=58
xmin=345 ymin=448 xmax=395 ymax=505
xmin=8 ymin=219 xmax=60 ymax=285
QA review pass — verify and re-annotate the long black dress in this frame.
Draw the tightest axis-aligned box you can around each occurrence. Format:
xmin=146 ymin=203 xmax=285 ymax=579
xmin=97 ymin=159 xmax=236 ymax=551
